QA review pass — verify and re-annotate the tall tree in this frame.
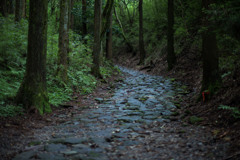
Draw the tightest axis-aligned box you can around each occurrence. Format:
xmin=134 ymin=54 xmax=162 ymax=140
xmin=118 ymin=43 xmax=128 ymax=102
xmin=106 ymin=10 xmax=113 ymax=60
xmin=201 ymin=0 xmax=221 ymax=94
xmin=138 ymin=0 xmax=146 ymax=64
xmin=7 ymin=0 xmax=15 ymax=14
xmin=15 ymin=0 xmax=23 ymax=21
xmin=167 ymin=0 xmax=176 ymax=70
xmin=91 ymin=0 xmax=102 ymax=78
xmin=0 ymin=0 xmax=7 ymax=16
xmin=22 ymin=0 xmax=26 ymax=18
xmin=15 ymin=0 xmax=26 ymax=21
xmin=70 ymin=0 xmax=75 ymax=30
xmin=57 ymin=0 xmax=69 ymax=83
xmin=82 ymin=0 xmax=87 ymax=37
xmin=101 ymin=0 xmax=114 ymax=39
xmin=16 ymin=0 xmax=51 ymax=114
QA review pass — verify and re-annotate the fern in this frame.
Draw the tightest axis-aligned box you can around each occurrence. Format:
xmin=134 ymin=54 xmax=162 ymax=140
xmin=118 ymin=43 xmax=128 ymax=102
xmin=218 ymin=105 xmax=240 ymax=119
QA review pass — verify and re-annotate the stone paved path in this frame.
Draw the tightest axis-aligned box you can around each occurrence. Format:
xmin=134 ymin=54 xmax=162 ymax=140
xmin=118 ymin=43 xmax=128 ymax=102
xmin=13 ymin=67 xmax=228 ymax=160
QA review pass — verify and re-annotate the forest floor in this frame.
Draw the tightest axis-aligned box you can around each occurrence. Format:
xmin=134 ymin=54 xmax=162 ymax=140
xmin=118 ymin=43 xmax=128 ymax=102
xmin=0 ymin=64 xmax=237 ymax=160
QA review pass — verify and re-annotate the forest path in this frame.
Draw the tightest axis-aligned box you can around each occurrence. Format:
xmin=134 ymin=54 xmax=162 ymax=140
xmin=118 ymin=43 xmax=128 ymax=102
xmin=13 ymin=67 xmax=228 ymax=160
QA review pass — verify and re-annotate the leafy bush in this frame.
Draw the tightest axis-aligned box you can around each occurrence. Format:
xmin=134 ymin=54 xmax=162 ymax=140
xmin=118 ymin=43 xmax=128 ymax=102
xmin=0 ymin=103 xmax=23 ymax=117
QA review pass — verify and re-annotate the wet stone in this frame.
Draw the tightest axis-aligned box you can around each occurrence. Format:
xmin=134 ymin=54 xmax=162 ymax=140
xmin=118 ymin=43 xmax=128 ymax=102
xmin=63 ymin=137 xmax=88 ymax=144
xmin=95 ymin=98 xmax=104 ymax=103
xmin=117 ymin=116 xmax=141 ymax=123
xmin=61 ymin=150 xmax=78 ymax=156
xmin=144 ymin=98 xmax=159 ymax=106
xmin=13 ymin=151 xmax=37 ymax=160
xmin=126 ymin=111 xmax=143 ymax=116
xmin=44 ymin=143 xmax=68 ymax=152
xmin=161 ymin=110 xmax=172 ymax=116
xmin=123 ymin=140 xmax=141 ymax=146
xmin=127 ymin=98 xmax=144 ymax=107
xmin=122 ymin=106 xmax=140 ymax=110
xmin=142 ymin=115 xmax=159 ymax=120
xmin=37 ymin=152 xmax=66 ymax=160
xmin=112 ymin=132 xmax=128 ymax=139
xmin=72 ymin=143 xmax=90 ymax=149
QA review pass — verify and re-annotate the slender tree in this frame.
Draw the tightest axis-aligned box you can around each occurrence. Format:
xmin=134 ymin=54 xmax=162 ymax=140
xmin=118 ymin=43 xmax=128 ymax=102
xmin=70 ymin=0 xmax=75 ymax=30
xmin=57 ymin=0 xmax=69 ymax=83
xmin=91 ymin=0 xmax=102 ymax=78
xmin=16 ymin=0 xmax=51 ymax=114
xmin=0 ymin=0 xmax=7 ymax=16
xmin=167 ymin=0 xmax=176 ymax=70
xmin=5 ymin=0 xmax=15 ymax=15
xmin=22 ymin=0 xmax=26 ymax=18
xmin=106 ymin=10 xmax=113 ymax=60
xmin=201 ymin=0 xmax=221 ymax=94
xmin=82 ymin=0 xmax=87 ymax=37
xmin=15 ymin=0 xmax=23 ymax=21
xmin=139 ymin=0 xmax=146 ymax=64
xmin=101 ymin=0 xmax=114 ymax=39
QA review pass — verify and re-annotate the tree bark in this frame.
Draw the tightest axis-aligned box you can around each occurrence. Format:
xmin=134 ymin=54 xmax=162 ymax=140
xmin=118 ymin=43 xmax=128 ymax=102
xmin=16 ymin=0 xmax=50 ymax=114
xmin=15 ymin=0 xmax=22 ymax=21
xmin=82 ymin=0 xmax=87 ymax=37
xmin=22 ymin=0 xmax=26 ymax=18
xmin=7 ymin=0 xmax=15 ymax=14
xmin=58 ymin=0 xmax=69 ymax=83
xmin=201 ymin=0 xmax=221 ymax=95
xmin=70 ymin=0 xmax=74 ymax=30
xmin=106 ymin=10 xmax=113 ymax=60
xmin=91 ymin=0 xmax=102 ymax=78
xmin=0 ymin=0 xmax=7 ymax=16
xmin=167 ymin=0 xmax=176 ymax=70
xmin=138 ymin=0 xmax=146 ymax=64
xmin=101 ymin=0 xmax=114 ymax=40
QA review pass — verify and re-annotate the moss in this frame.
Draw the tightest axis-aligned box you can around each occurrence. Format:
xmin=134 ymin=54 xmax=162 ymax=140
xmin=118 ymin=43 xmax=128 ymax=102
xmin=16 ymin=80 xmax=51 ymax=115
xmin=171 ymin=112 xmax=180 ymax=116
xmin=188 ymin=116 xmax=203 ymax=124
xmin=29 ymin=141 xmax=41 ymax=146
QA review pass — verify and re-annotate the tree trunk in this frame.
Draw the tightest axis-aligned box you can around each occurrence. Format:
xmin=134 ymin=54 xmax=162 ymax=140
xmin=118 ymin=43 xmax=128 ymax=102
xmin=0 ymin=0 xmax=7 ymax=16
xmin=22 ymin=0 xmax=26 ymax=18
xmin=91 ymin=0 xmax=102 ymax=78
xmin=7 ymin=0 xmax=15 ymax=14
xmin=16 ymin=0 xmax=50 ymax=114
xmin=82 ymin=0 xmax=87 ymax=37
xmin=201 ymin=0 xmax=221 ymax=95
xmin=138 ymin=0 xmax=146 ymax=64
xmin=70 ymin=0 xmax=74 ymax=30
xmin=106 ymin=10 xmax=113 ymax=60
xmin=15 ymin=0 xmax=22 ymax=21
xmin=58 ymin=0 xmax=69 ymax=83
xmin=167 ymin=0 xmax=176 ymax=70
xmin=101 ymin=0 xmax=114 ymax=39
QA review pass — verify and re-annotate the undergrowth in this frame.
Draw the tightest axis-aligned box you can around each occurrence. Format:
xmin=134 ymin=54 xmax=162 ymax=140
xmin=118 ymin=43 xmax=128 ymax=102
xmin=0 ymin=15 xmax=117 ymax=117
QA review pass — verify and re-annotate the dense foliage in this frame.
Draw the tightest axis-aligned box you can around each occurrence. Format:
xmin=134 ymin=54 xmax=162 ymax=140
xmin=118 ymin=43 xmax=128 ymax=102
xmin=0 ymin=8 xmax=117 ymax=116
